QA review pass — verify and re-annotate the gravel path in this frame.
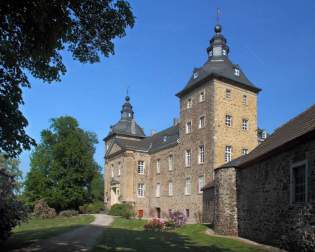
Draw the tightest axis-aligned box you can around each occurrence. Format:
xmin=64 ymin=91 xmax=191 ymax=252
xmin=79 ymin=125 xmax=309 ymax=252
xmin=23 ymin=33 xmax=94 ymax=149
xmin=14 ymin=214 xmax=113 ymax=252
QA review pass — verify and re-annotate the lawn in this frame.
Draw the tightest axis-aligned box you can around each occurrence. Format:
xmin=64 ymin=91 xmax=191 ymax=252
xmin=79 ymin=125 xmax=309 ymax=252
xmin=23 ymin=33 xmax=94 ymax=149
xmin=93 ymin=218 xmax=267 ymax=252
xmin=3 ymin=215 xmax=95 ymax=251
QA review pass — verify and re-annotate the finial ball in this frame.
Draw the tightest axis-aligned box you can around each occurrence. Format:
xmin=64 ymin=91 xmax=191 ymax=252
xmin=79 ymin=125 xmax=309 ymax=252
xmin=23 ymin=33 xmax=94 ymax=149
xmin=125 ymin=96 xmax=130 ymax=102
xmin=214 ymin=24 xmax=222 ymax=33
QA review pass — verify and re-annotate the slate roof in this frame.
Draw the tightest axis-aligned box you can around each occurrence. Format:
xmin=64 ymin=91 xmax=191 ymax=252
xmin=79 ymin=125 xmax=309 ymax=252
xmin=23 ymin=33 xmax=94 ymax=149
xmin=220 ymin=104 xmax=315 ymax=169
xmin=109 ymin=124 xmax=179 ymax=156
xmin=176 ymin=57 xmax=261 ymax=97
xmin=108 ymin=119 xmax=145 ymax=139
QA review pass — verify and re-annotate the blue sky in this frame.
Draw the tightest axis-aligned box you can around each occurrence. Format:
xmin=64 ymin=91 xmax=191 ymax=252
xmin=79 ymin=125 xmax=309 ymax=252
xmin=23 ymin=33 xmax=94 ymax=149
xmin=20 ymin=0 xmax=315 ymax=177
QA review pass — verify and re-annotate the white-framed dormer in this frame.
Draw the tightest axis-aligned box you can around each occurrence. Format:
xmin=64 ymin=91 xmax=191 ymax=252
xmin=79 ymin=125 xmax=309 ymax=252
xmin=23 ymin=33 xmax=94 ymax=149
xmin=290 ymin=160 xmax=308 ymax=205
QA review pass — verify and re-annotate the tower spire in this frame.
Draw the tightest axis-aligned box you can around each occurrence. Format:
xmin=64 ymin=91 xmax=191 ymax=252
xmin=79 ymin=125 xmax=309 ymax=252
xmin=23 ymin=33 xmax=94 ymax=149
xmin=207 ymin=9 xmax=229 ymax=59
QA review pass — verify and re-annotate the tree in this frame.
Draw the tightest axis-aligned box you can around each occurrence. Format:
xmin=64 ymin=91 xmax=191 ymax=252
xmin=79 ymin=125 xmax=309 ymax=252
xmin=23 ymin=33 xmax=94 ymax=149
xmin=91 ymin=166 xmax=104 ymax=202
xmin=0 ymin=157 xmax=27 ymax=242
xmin=0 ymin=0 xmax=135 ymax=158
xmin=24 ymin=116 xmax=100 ymax=211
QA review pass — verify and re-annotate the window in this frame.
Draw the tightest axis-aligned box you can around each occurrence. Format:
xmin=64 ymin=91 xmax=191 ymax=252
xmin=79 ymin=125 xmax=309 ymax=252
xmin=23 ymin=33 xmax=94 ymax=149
xmin=225 ymin=146 xmax=232 ymax=162
xmin=242 ymin=119 xmax=249 ymax=130
xmin=137 ymin=183 xmax=145 ymax=197
xmin=198 ymin=145 xmax=205 ymax=164
xmin=168 ymin=181 xmax=173 ymax=196
xmin=156 ymin=183 xmax=160 ymax=197
xmin=185 ymin=149 xmax=191 ymax=167
xmin=193 ymin=72 xmax=199 ymax=79
xmin=185 ymin=178 xmax=191 ymax=195
xmin=185 ymin=121 xmax=192 ymax=134
xmin=291 ymin=161 xmax=308 ymax=204
xmin=137 ymin=161 xmax=145 ymax=175
xmin=242 ymin=148 xmax=249 ymax=155
xmin=111 ymin=164 xmax=114 ymax=178
xmin=168 ymin=155 xmax=173 ymax=171
xmin=156 ymin=159 xmax=160 ymax=174
xmin=225 ymin=115 xmax=232 ymax=127
xmin=243 ymin=95 xmax=248 ymax=105
xmin=225 ymin=89 xmax=231 ymax=99
xmin=118 ymin=164 xmax=121 ymax=176
xmin=198 ymin=176 xmax=205 ymax=193
xmin=199 ymin=91 xmax=205 ymax=102
xmin=186 ymin=209 xmax=190 ymax=217
xmin=199 ymin=116 xmax=205 ymax=128
xmin=187 ymin=98 xmax=192 ymax=109
xmin=234 ymin=68 xmax=240 ymax=76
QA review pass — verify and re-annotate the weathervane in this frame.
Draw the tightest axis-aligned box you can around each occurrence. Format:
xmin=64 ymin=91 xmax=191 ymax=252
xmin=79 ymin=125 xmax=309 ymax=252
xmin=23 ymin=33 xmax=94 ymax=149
xmin=216 ymin=8 xmax=221 ymax=24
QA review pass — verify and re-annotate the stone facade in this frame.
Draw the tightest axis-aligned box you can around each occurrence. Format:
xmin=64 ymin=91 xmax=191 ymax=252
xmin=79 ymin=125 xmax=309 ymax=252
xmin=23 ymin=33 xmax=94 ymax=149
xmin=236 ymin=138 xmax=315 ymax=250
xmin=104 ymin=24 xmax=261 ymax=223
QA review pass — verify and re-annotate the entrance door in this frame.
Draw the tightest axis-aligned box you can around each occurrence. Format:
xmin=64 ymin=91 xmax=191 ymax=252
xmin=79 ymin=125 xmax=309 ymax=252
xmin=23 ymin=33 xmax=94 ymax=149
xmin=156 ymin=207 xmax=161 ymax=218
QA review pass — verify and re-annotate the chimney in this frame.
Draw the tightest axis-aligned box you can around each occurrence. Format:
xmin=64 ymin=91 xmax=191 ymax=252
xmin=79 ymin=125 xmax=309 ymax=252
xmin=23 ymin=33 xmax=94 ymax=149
xmin=173 ymin=118 xmax=179 ymax=126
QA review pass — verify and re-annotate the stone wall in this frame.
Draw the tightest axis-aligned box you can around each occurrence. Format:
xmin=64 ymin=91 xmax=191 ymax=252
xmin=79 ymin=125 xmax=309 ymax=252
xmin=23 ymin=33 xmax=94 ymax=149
xmin=202 ymin=186 xmax=215 ymax=224
xmin=236 ymin=138 xmax=315 ymax=250
xmin=214 ymin=167 xmax=238 ymax=235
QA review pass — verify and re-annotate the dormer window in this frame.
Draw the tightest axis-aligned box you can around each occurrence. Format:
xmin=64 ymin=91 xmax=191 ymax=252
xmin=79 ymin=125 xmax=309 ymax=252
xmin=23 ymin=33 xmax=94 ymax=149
xmin=234 ymin=68 xmax=240 ymax=76
xmin=213 ymin=46 xmax=222 ymax=56
xmin=193 ymin=72 xmax=199 ymax=79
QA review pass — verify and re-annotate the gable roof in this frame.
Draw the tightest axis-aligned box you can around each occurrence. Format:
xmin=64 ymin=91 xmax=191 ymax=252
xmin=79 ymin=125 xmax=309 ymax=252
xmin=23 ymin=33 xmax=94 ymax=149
xmin=176 ymin=57 xmax=261 ymax=98
xmin=220 ymin=104 xmax=315 ymax=169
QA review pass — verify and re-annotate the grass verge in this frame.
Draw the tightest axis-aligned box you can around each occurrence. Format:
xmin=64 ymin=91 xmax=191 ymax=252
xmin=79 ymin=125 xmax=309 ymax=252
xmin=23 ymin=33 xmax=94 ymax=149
xmin=93 ymin=217 xmax=267 ymax=252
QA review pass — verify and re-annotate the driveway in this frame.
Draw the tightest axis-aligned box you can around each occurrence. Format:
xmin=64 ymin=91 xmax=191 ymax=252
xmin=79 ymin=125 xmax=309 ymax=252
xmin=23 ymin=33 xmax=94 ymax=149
xmin=13 ymin=214 xmax=114 ymax=252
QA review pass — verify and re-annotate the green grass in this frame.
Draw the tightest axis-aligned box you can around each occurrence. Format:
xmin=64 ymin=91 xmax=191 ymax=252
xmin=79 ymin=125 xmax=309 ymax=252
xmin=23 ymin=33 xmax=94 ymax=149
xmin=3 ymin=215 xmax=95 ymax=251
xmin=94 ymin=218 xmax=267 ymax=252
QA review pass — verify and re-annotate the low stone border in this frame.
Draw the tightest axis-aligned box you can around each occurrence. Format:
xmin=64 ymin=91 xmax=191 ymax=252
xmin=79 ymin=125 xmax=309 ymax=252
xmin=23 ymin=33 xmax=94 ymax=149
xmin=205 ymin=228 xmax=287 ymax=252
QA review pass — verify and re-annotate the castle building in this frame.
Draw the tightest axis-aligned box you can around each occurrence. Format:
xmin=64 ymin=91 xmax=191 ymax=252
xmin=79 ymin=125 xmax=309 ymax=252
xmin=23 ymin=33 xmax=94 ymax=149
xmin=104 ymin=23 xmax=261 ymax=222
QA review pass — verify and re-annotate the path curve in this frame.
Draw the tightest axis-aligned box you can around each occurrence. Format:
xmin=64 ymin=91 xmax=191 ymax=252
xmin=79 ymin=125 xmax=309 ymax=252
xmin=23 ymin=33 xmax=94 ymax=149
xmin=14 ymin=214 xmax=113 ymax=252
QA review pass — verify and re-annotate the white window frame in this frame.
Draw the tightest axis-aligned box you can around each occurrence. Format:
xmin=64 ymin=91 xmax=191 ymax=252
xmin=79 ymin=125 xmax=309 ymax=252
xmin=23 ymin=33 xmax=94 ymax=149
xmin=168 ymin=181 xmax=173 ymax=196
xmin=187 ymin=98 xmax=192 ymax=109
xmin=111 ymin=164 xmax=114 ymax=178
xmin=185 ymin=149 xmax=191 ymax=167
xmin=185 ymin=121 xmax=192 ymax=134
xmin=168 ymin=155 xmax=173 ymax=171
xmin=225 ymin=146 xmax=232 ymax=163
xmin=225 ymin=89 xmax=231 ymax=99
xmin=242 ymin=119 xmax=249 ymax=130
xmin=137 ymin=183 xmax=145 ymax=198
xmin=156 ymin=159 xmax=160 ymax=174
xmin=290 ymin=160 xmax=308 ymax=205
xmin=198 ymin=145 xmax=205 ymax=164
xmin=242 ymin=148 xmax=249 ymax=155
xmin=185 ymin=177 xmax=191 ymax=195
xmin=199 ymin=90 xmax=205 ymax=102
xmin=225 ymin=115 xmax=232 ymax=127
xmin=234 ymin=68 xmax=240 ymax=76
xmin=137 ymin=161 xmax=145 ymax=175
xmin=199 ymin=115 xmax=205 ymax=128
xmin=198 ymin=176 xmax=205 ymax=193
xmin=156 ymin=183 xmax=161 ymax=197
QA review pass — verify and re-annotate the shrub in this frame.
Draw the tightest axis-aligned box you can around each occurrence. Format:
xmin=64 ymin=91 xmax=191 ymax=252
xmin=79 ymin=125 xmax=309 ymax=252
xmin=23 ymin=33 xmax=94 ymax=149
xmin=144 ymin=218 xmax=165 ymax=231
xmin=165 ymin=220 xmax=176 ymax=230
xmin=169 ymin=211 xmax=187 ymax=228
xmin=79 ymin=201 xmax=104 ymax=214
xmin=0 ymin=170 xmax=28 ymax=242
xmin=59 ymin=210 xmax=79 ymax=217
xmin=109 ymin=203 xmax=134 ymax=219
xmin=33 ymin=199 xmax=56 ymax=218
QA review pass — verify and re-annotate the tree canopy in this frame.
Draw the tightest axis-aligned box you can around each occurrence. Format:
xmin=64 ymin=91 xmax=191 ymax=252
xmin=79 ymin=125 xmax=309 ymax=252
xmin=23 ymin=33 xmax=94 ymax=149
xmin=24 ymin=116 xmax=102 ymax=211
xmin=0 ymin=0 xmax=135 ymax=157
